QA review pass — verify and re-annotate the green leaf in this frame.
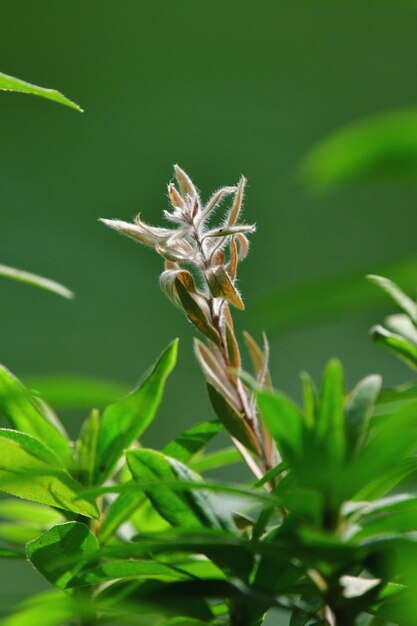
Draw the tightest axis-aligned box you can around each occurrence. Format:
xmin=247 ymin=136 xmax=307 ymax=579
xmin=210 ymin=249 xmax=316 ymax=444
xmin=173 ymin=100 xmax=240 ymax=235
xmin=0 ymin=428 xmax=64 ymax=467
xmin=301 ymin=108 xmax=417 ymax=190
xmin=345 ymin=374 xmax=382 ymax=456
xmin=0 ymin=547 xmax=25 ymax=559
xmin=0 ymin=264 xmax=74 ymax=299
xmin=190 ymin=447 xmax=241 ymax=473
xmin=0 ymin=499 xmax=64 ymax=526
xmin=0 ymin=431 xmax=99 ymax=518
xmin=0 ymin=523 xmax=42 ymax=544
xmin=27 ymin=522 xmax=99 ymax=589
xmin=127 ymin=449 xmax=232 ymax=531
xmin=75 ymin=409 xmax=100 ymax=487
xmin=0 ymin=365 xmax=72 ymax=466
xmin=371 ymin=325 xmax=417 ymax=370
xmin=163 ymin=421 xmax=223 ymax=463
xmin=250 ymin=256 xmax=417 ymax=335
xmin=24 ymin=376 xmax=128 ymax=411
xmin=350 ymin=495 xmax=417 ymax=542
xmin=367 ymin=274 xmax=417 ymax=321
xmin=207 ymin=384 xmax=260 ymax=454
xmin=257 ymin=390 xmax=304 ymax=465
xmin=67 ymin=560 xmax=189 ymax=588
xmin=95 ymin=339 xmax=178 ymax=482
xmin=316 ymin=359 xmax=345 ymax=465
xmin=0 ymin=71 xmax=83 ymax=111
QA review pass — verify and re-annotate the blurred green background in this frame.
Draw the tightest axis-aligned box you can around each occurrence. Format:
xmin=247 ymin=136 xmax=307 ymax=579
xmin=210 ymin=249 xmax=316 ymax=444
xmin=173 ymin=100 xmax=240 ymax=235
xmin=2 ymin=0 xmax=417 ymax=613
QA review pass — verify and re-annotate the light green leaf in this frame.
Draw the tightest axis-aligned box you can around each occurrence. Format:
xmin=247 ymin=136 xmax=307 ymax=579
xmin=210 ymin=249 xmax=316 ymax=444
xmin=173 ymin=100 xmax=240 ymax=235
xmin=257 ymin=390 xmax=304 ymax=465
xmin=27 ymin=522 xmax=99 ymax=589
xmin=190 ymin=447 xmax=241 ymax=473
xmin=316 ymin=359 xmax=345 ymax=465
xmin=0 ymin=264 xmax=74 ymax=299
xmin=163 ymin=421 xmax=223 ymax=463
xmin=0 ymin=71 xmax=82 ymax=111
xmin=0 ymin=523 xmax=42 ymax=544
xmin=0 ymin=365 xmax=72 ymax=466
xmin=100 ymin=420 xmax=223 ymax=542
xmin=95 ymin=339 xmax=178 ymax=483
xmin=367 ymin=274 xmax=417 ymax=322
xmin=0 ymin=431 xmax=99 ymax=518
xmin=345 ymin=374 xmax=382 ymax=455
xmin=24 ymin=376 xmax=128 ymax=410
xmin=301 ymin=108 xmax=417 ymax=190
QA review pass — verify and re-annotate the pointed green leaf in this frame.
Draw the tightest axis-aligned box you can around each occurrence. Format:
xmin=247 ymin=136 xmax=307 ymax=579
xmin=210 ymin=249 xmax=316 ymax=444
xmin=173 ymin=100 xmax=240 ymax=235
xmin=0 ymin=431 xmax=99 ymax=518
xmin=0 ymin=263 xmax=74 ymax=299
xmin=257 ymin=390 xmax=304 ymax=465
xmin=163 ymin=420 xmax=223 ymax=463
xmin=0 ymin=71 xmax=82 ymax=111
xmin=27 ymin=522 xmax=99 ymax=589
xmin=0 ymin=366 xmax=72 ymax=466
xmin=371 ymin=325 xmax=417 ymax=370
xmin=75 ymin=409 xmax=100 ymax=486
xmin=316 ymin=359 xmax=345 ymax=465
xmin=345 ymin=375 xmax=382 ymax=455
xmin=0 ymin=499 xmax=63 ymax=526
xmin=127 ymin=449 xmax=232 ymax=531
xmin=95 ymin=340 xmax=178 ymax=482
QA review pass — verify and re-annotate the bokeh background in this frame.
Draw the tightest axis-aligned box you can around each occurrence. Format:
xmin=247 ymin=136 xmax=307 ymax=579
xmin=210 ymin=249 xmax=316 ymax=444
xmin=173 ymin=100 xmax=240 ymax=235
xmin=1 ymin=0 xmax=417 ymax=614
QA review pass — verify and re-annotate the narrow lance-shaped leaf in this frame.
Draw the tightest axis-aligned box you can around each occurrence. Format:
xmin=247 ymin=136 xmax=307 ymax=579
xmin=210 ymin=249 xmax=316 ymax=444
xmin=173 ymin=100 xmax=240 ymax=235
xmin=127 ymin=449 xmax=233 ymax=531
xmin=0 ymin=264 xmax=74 ymax=299
xmin=100 ymin=420 xmax=223 ymax=542
xmin=345 ymin=374 xmax=382 ymax=456
xmin=75 ymin=409 xmax=100 ymax=487
xmin=95 ymin=339 xmax=178 ymax=483
xmin=257 ymin=390 xmax=304 ymax=466
xmin=316 ymin=359 xmax=345 ymax=466
xmin=370 ymin=325 xmax=417 ymax=371
xmin=0 ymin=365 xmax=72 ymax=466
xmin=367 ymin=274 xmax=417 ymax=322
xmin=0 ymin=71 xmax=83 ymax=111
xmin=0 ymin=430 xmax=99 ymax=519
xmin=27 ymin=522 xmax=99 ymax=589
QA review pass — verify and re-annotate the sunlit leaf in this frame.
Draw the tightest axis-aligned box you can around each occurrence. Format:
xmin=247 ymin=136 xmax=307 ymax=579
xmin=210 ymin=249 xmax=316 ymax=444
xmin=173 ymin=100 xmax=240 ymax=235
xmin=95 ymin=339 xmax=178 ymax=483
xmin=0 ymin=71 xmax=82 ymax=111
xmin=68 ymin=560 xmax=189 ymax=588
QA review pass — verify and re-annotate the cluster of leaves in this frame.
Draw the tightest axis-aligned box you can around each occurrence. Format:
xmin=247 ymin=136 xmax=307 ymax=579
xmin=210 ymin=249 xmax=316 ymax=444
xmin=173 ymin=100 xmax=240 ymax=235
xmin=3 ymin=256 xmax=417 ymax=625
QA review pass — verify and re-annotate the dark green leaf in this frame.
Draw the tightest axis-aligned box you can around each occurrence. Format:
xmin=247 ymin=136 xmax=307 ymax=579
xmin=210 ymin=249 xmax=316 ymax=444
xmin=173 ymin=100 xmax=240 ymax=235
xmin=207 ymin=383 xmax=260 ymax=454
xmin=163 ymin=420 xmax=223 ymax=463
xmin=126 ymin=449 xmax=232 ymax=531
xmin=95 ymin=339 xmax=178 ymax=482
xmin=27 ymin=521 xmax=99 ymax=589
xmin=0 ymin=71 xmax=83 ymax=111
xmin=0 ymin=366 xmax=72 ymax=466
xmin=175 ymin=279 xmax=221 ymax=345
xmin=316 ymin=359 xmax=345 ymax=465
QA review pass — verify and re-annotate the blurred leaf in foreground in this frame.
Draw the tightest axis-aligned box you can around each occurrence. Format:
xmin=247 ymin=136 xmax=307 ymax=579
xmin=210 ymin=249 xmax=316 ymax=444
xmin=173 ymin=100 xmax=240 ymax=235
xmin=301 ymin=109 xmax=417 ymax=189
xmin=23 ymin=376 xmax=128 ymax=410
xmin=250 ymin=256 xmax=417 ymax=334
xmin=0 ymin=71 xmax=82 ymax=112
xmin=0 ymin=264 xmax=74 ymax=299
